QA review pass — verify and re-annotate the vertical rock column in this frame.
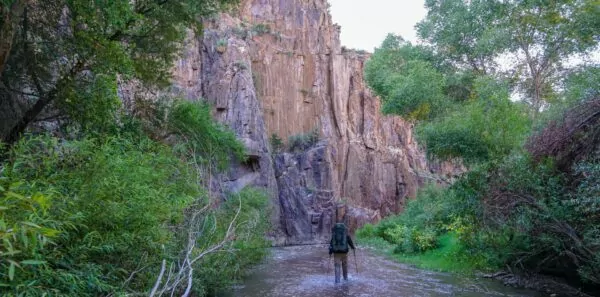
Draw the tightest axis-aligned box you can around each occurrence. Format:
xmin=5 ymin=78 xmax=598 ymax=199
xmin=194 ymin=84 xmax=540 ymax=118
xmin=200 ymin=26 xmax=281 ymax=239
xmin=163 ymin=0 xmax=459 ymax=244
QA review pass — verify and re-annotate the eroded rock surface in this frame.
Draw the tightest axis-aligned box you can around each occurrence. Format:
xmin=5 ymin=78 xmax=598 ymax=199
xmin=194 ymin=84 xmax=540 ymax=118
xmin=164 ymin=0 xmax=457 ymax=244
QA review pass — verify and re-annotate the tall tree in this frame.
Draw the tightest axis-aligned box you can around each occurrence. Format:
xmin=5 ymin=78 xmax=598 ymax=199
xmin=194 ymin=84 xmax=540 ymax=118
xmin=364 ymin=34 xmax=449 ymax=120
xmin=365 ymin=34 xmax=531 ymax=164
xmin=501 ymin=0 xmax=600 ymax=114
xmin=0 ymin=0 xmax=26 ymax=76
xmin=417 ymin=0 xmax=600 ymax=115
xmin=0 ymin=0 xmax=237 ymax=144
xmin=417 ymin=0 xmax=505 ymax=75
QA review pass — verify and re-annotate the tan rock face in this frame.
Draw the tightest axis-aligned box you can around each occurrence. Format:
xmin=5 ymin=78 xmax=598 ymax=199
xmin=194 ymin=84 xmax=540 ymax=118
xmin=238 ymin=0 xmax=339 ymax=140
xmin=165 ymin=0 xmax=455 ymax=244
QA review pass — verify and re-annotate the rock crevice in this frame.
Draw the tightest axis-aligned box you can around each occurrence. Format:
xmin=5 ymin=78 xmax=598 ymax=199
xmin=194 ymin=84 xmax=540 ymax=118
xmin=165 ymin=0 xmax=456 ymax=244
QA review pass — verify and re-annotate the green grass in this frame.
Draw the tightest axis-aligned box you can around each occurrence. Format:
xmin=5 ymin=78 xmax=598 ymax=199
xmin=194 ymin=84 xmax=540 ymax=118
xmin=358 ymin=233 xmax=495 ymax=275
xmin=391 ymin=234 xmax=492 ymax=273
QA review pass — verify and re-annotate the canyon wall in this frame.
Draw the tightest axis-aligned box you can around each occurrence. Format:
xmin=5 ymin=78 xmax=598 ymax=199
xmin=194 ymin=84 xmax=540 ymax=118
xmin=169 ymin=0 xmax=454 ymax=244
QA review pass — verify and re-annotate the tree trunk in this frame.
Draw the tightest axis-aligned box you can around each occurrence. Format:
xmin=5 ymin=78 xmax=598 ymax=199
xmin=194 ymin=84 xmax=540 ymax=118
xmin=0 ymin=0 xmax=27 ymax=77
xmin=3 ymin=89 xmax=56 ymax=144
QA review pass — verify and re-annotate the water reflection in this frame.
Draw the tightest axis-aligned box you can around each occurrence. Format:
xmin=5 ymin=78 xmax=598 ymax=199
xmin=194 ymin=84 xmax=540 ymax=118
xmin=222 ymin=245 xmax=543 ymax=297
xmin=333 ymin=283 xmax=350 ymax=297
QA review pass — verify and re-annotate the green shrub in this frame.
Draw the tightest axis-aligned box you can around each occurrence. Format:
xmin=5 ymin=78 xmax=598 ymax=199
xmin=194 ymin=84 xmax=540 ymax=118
xmin=1 ymin=135 xmax=199 ymax=295
xmin=372 ymin=213 xmax=404 ymax=240
xmin=57 ymin=73 xmax=122 ymax=133
xmin=391 ymin=226 xmax=418 ymax=254
xmin=356 ymin=223 xmax=376 ymax=238
xmin=191 ymin=188 xmax=271 ymax=295
xmin=0 ymin=133 xmax=269 ymax=295
xmin=288 ymin=128 xmax=319 ymax=152
xmin=371 ymin=184 xmax=459 ymax=252
xmin=455 ymin=155 xmax=600 ymax=285
xmin=413 ymin=228 xmax=438 ymax=251
xmin=0 ymin=185 xmax=61 ymax=288
xmin=565 ymin=161 xmax=600 ymax=284
xmin=386 ymin=226 xmax=439 ymax=254
xmin=269 ymin=133 xmax=284 ymax=153
xmin=569 ymin=161 xmax=600 ymax=219
xmin=168 ymin=100 xmax=246 ymax=171
xmin=399 ymin=185 xmax=454 ymax=230
xmin=216 ymin=38 xmax=228 ymax=47
xmin=251 ymin=23 xmax=271 ymax=35
xmin=383 ymin=224 xmax=410 ymax=245
xmin=416 ymin=77 xmax=531 ymax=165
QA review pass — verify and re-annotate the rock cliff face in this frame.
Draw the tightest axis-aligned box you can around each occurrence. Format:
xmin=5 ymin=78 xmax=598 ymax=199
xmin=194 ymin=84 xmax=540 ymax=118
xmin=168 ymin=0 xmax=452 ymax=245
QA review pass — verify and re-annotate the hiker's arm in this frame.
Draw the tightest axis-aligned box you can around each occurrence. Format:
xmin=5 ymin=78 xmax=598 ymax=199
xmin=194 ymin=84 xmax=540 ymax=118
xmin=348 ymin=236 xmax=355 ymax=250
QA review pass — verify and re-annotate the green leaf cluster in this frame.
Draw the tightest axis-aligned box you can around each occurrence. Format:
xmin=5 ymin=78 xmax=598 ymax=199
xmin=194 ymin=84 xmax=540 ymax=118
xmin=362 ymin=1 xmax=600 ymax=290
xmin=1 ymin=0 xmax=239 ymax=140
xmin=417 ymin=77 xmax=531 ymax=164
xmin=191 ymin=188 xmax=271 ymax=296
xmin=365 ymin=34 xmax=447 ymax=120
xmin=168 ymin=100 xmax=246 ymax=171
xmin=361 ymin=153 xmax=600 ymax=286
xmin=0 ymin=132 xmax=268 ymax=295
xmin=365 ymin=35 xmax=531 ymax=164
xmin=416 ymin=0 xmax=600 ymax=112
xmin=1 ymin=135 xmax=198 ymax=294
xmin=288 ymin=128 xmax=320 ymax=152
xmin=417 ymin=0 xmax=507 ymax=74
xmin=0 ymin=0 xmax=273 ymax=295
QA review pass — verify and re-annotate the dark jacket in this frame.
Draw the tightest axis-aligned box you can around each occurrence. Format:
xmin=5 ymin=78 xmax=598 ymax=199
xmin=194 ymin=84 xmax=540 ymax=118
xmin=329 ymin=234 xmax=355 ymax=254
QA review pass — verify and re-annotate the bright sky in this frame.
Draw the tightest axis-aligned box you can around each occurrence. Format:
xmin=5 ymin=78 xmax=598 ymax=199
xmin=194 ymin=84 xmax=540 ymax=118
xmin=328 ymin=0 xmax=427 ymax=52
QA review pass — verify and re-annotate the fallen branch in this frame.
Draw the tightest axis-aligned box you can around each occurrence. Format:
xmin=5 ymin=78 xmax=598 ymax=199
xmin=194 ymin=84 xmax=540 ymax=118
xmin=149 ymin=259 xmax=166 ymax=297
xmin=149 ymin=189 xmax=243 ymax=296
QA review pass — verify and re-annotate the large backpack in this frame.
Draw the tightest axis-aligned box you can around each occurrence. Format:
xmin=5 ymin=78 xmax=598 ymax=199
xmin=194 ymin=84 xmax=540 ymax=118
xmin=331 ymin=223 xmax=348 ymax=253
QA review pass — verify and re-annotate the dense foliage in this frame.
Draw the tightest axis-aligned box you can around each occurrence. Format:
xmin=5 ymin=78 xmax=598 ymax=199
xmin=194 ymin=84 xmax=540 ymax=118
xmin=365 ymin=34 xmax=532 ymax=165
xmin=168 ymin=100 xmax=247 ymax=171
xmin=0 ymin=126 xmax=269 ymax=295
xmin=417 ymin=0 xmax=600 ymax=114
xmin=359 ymin=154 xmax=600 ymax=285
xmin=362 ymin=0 xmax=600 ymax=292
xmin=417 ymin=77 xmax=530 ymax=163
xmin=1 ymin=135 xmax=197 ymax=294
xmin=0 ymin=0 xmax=273 ymax=296
xmin=0 ymin=0 xmax=237 ymax=143
xmin=364 ymin=35 xmax=448 ymax=120
xmin=192 ymin=188 xmax=271 ymax=296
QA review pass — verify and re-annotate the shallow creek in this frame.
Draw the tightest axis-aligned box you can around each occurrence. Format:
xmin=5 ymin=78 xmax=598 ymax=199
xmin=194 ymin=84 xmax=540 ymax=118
xmin=222 ymin=245 xmax=544 ymax=297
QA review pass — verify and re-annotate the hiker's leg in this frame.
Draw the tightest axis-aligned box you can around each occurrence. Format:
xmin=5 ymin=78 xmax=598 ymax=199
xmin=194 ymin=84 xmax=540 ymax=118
xmin=334 ymin=254 xmax=342 ymax=283
xmin=341 ymin=253 xmax=348 ymax=280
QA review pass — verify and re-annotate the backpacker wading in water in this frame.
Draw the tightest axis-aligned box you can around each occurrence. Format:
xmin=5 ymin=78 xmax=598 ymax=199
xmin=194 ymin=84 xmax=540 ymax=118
xmin=329 ymin=222 xmax=356 ymax=283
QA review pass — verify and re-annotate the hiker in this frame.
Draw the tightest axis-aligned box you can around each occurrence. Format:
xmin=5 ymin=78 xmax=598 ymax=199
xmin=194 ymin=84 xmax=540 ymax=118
xmin=329 ymin=222 xmax=355 ymax=283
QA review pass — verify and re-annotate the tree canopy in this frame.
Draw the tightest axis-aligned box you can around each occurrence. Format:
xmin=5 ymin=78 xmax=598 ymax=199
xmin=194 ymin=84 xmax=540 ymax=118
xmin=362 ymin=1 xmax=600 ymax=290
xmin=417 ymin=0 xmax=600 ymax=115
xmin=366 ymin=0 xmax=600 ymax=165
xmin=1 ymin=0 xmax=237 ymax=143
xmin=0 ymin=1 xmax=275 ymax=296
